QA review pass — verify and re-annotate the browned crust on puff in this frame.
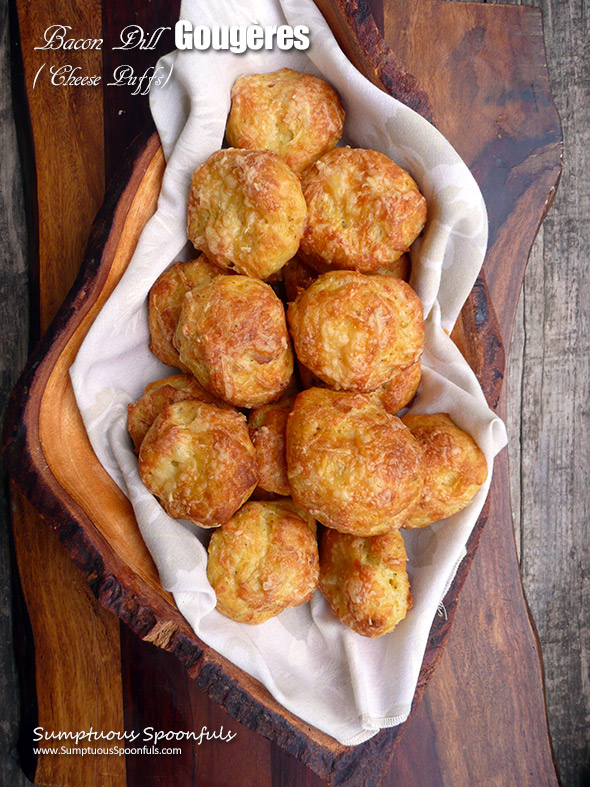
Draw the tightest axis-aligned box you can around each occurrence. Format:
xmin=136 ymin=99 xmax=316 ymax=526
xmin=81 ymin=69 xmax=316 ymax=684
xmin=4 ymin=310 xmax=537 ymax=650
xmin=401 ymin=413 xmax=488 ymax=529
xmin=174 ymin=275 xmax=294 ymax=409
xmin=286 ymin=388 xmax=424 ymax=536
xmin=248 ymin=396 xmax=295 ymax=497
xmin=225 ymin=68 xmax=345 ymax=174
xmin=138 ymin=400 xmax=257 ymax=528
xmin=148 ymin=257 xmax=222 ymax=369
xmin=207 ymin=499 xmax=319 ymax=624
xmin=319 ymin=528 xmax=412 ymax=637
xmin=287 ymin=271 xmax=424 ymax=392
xmin=300 ymin=147 xmax=427 ymax=274
xmin=187 ymin=148 xmax=307 ymax=280
xmin=127 ymin=373 xmax=229 ymax=452
xmin=370 ymin=360 xmax=422 ymax=415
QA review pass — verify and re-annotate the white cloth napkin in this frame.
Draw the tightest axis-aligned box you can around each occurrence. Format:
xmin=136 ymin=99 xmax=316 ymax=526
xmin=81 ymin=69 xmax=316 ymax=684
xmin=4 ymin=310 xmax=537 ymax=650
xmin=70 ymin=0 xmax=507 ymax=746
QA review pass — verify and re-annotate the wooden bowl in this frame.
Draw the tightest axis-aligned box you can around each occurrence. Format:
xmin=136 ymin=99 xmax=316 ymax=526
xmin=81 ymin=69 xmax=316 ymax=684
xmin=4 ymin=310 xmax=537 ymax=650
xmin=2 ymin=1 xmax=562 ymax=783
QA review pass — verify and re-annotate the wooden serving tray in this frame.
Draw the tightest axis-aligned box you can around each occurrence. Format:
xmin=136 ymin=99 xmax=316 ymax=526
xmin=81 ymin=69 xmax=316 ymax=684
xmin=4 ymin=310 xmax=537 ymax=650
xmin=4 ymin=1 xmax=562 ymax=784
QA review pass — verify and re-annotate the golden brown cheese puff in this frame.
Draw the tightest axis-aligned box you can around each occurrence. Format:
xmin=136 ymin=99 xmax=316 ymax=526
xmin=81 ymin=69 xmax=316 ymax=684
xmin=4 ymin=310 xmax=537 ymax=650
xmin=127 ymin=374 xmax=230 ymax=452
xmin=187 ymin=148 xmax=307 ymax=280
xmin=288 ymin=271 xmax=424 ymax=392
xmin=319 ymin=528 xmax=412 ymax=638
xmin=248 ymin=396 xmax=295 ymax=497
xmin=370 ymin=360 xmax=422 ymax=415
xmin=207 ymin=499 xmax=319 ymax=624
xmin=300 ymin=147 xmax=427 ymax=274
xmin=138 ymin=400 xmax=257 ymax=528
xmin=174 ymin=275 xmax=293 ymax=409
xmin=372 ymin=253 xmax=411 ymax=281
xmin=401 ymin=413 xmax=488 ymax=529
xmin=286 ymin=388 xmax=424 ymax=536
xmin=148 ymin=257 xmax=221 ymax=369
xmin=225 ymin=68 xmax=345 ymax=175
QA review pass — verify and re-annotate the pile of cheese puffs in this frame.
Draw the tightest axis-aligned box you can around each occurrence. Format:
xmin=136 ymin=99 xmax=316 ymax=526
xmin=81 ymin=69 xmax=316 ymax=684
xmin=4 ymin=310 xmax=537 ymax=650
xmin=128 ymin=69 xmax=487 ymax=638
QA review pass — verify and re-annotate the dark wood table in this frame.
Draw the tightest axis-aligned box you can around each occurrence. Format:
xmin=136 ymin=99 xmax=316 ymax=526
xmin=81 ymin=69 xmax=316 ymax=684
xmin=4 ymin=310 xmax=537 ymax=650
xmin=2 ymin=0 xmax=587 ymax=785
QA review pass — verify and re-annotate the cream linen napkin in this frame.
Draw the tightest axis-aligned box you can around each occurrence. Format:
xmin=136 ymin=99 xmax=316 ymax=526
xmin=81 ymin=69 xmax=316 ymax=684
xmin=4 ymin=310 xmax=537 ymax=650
xmin=70 ymin=0 xmax=507 ymax=746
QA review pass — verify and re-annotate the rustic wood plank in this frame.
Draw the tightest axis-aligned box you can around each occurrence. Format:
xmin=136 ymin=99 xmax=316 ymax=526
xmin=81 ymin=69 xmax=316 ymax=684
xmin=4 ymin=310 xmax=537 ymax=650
xmin=121 ymin=627 xmax=278 ymax=787
xmin=0 ymin=1 xmax=31 ymax=784
xmin=479 ymin=0 xmax=590 ymax=784
xmin=438 ymin=3 xmax=590 ymax=784
xmin=11 ymin=490 xmax=126 ymax=787
xmin=510 ymin=5 xmax=590 ymax=781
xmin=440 ymin=2 xmax=589 ymax=785
xmin=16 ymin=0 xmax=105 ymax=332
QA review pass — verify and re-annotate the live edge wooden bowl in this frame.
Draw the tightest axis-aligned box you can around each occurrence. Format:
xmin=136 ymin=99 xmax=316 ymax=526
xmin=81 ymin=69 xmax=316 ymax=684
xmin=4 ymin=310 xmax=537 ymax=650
xmin=2 ymin=1 xmax=562 ymax=785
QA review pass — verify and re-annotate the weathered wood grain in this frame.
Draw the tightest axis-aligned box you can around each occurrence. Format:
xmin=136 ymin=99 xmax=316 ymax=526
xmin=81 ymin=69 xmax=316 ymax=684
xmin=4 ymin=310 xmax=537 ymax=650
xmin=461 ymin=0 xmax=590 ymax=784
xmin=446 ymin=3 xmax=590 ymax=784
xmin=11 ymin=490 xmax=127 ymax=787
xmin=504 ymin=2 xmax=590 ymax=783
xmin=313 ymin=0 xmax=433 ymax=121
xmin=16 ymin=0 xmax=105 ymax=332
xmin=120 ymin=627 xmax=279 ymax=787
xmin=0 ymin=1 xmax=30 ymax=784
